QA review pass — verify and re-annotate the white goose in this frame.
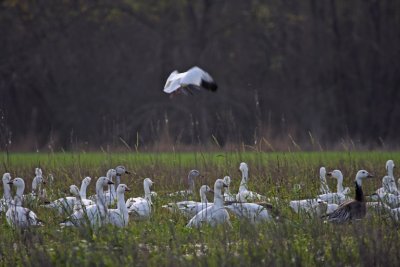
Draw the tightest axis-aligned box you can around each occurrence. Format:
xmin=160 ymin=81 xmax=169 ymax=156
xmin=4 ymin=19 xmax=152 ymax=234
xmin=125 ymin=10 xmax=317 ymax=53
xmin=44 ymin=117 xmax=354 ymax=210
xmin=23 ymin=168 xmax=47 ymax=203
xmin=0 ymin=173 xmax=12 ymax=213
xmin=289 ymin=169 xmax=347 ymax=214
xmin=106 ymin=184 xmax=131 ymax=227
xmin=115 ymin=166 xmax=130 ymax=189
xmin=225 ymin=202 xmax=272 ymax=224
xmin=375 ymin=160 xmax=398 ymax=196
xmin=319 ymin=167 xmax=330 ymax=194
xmin=318 ymin=170 xmax=350 ymax=203
xmin=126 ymin=178 xmax=154 ymax=221
xmin=163 ymin=66 xmax=218 ymax=97
xmin=44 ymin=177 xmax=94 ymax=214
xmin=186 ymin=179 xmax=231 ymax=228
xmin=370 ymin=176 xmax=400 ymax=208
xmin=6 ymin=178 xmax=43 ymax=228
xmin=61 ymin=176 xmax=114 ymax=227
xmin=163 ymin=184 xmax=212 ymax=214
xmin=177 ymin=185 xmax=214 ymax=218
xmin=89 ymin=169 xmax=117 ymax=206
xmin=236 ymin=162 xmax=266 ymax=202
xmin=223 ymin=176 xmax=235 ymax=202
xmin=168 ymin=170 xmax=201 ymax=199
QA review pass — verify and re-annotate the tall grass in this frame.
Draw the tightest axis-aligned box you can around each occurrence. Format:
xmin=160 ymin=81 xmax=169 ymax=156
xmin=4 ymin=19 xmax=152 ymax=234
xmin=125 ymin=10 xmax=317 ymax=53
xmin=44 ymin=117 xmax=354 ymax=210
xmin=1 ymin=151 xmax=400 ymax=266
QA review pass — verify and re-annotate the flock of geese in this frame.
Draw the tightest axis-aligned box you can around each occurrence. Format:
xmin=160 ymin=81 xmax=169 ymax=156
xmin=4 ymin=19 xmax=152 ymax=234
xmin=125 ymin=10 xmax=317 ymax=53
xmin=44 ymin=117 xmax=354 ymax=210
xmin=1 ymin=160 xmax=400 ymax=229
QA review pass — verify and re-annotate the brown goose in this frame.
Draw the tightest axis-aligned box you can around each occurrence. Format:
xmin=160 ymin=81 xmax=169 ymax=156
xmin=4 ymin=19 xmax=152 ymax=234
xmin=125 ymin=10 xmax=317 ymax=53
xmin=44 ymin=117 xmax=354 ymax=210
xmin=324 ymin=170 xmax=373 ymax=223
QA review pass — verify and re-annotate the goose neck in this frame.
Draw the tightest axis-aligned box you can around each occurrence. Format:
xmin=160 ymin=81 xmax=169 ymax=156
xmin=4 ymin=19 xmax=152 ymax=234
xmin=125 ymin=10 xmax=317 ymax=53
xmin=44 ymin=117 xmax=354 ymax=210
xmin=80 ymin=182 xmax=88 ymax=199
xmin=388 ymin=167 xmax=394 ymax=178
xmin=200 ymin=189 xmax=208 ymax=203
xmin=213 ymin=188 xmax=224 ymax=207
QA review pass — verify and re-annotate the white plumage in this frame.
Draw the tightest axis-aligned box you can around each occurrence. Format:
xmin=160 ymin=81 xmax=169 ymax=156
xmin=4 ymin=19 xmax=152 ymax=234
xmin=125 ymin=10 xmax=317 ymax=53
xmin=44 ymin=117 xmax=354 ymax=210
xmin=236 ymin=162 xmax=267 ymax=202
xmin=126 ymin=178 xmax=154 ymax=221
xmin=163 ymin=66 xmax=217 ymax=96
xmin=186 ymin=179 xmax=231 ymax=228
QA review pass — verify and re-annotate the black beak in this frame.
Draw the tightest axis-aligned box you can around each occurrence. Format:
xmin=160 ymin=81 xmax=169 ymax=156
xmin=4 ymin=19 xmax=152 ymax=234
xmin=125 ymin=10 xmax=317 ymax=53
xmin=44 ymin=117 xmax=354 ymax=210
xmin=125 ymin=171 xmax=130 ymax=174
xmin=223 ymin=183 xmax=228 ymax=188
xmin=209 ymin=189 xmax=214 ymax=194
xmin=367 ymin=173 xmax=374 ymax=178
xmin=108 ymin=181 xmax=114 ymax=185
xmin=326 ymin=172 xmax=332 ymax=176
xmin=7 ymin=181 xmax=13 ymax=185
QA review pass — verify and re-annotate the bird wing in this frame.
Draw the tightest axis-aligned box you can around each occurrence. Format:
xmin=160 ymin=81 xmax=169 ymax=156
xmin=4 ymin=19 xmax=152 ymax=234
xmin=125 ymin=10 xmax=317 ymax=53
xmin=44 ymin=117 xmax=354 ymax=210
xmin=164 ymin=71 xmax=185 ymax=94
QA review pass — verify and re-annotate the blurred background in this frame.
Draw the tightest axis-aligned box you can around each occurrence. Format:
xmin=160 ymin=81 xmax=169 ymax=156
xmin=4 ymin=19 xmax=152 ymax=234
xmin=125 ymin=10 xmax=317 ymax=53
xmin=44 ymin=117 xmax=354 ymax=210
xmin=0 ymin=0 xmax=399 ymax=151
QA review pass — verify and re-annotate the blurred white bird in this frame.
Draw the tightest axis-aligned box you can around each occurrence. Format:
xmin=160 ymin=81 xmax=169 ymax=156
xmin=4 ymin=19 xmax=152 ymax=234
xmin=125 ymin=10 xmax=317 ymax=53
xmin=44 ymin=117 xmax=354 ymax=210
xmin=163 ymin=66 xmax=218 ymax=97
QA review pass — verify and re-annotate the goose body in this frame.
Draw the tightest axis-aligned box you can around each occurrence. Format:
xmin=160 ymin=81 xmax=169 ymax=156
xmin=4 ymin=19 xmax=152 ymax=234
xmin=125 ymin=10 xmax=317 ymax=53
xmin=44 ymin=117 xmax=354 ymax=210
xmin=290 ymin=169 xmax=347 ymax=214
xmin=126 ymin=178 xmax=154 ymax=221
xmin=222 ymin=176 xmax=236 ymax=202
xmin=176 ymin=185 xmax=214 ymax=218
xmin=106 ymin=184 xmax=130 ymax=227
xmin=324 ymin=170 xmax=373 ymax=223
xmin=163 ymin=66 xmax=217 ymax=97
xmin=225 ymin=202 xmax=271 ymax=223
xmin=61 ymin=176 xmax=114 ymax=227
xmin=186 ymin=179 xmax=230 ymax=228
xmin=44 ymin=177 xmax=94 ymax=214
xmin=22 ymin=168 xmax=47 ymax=204
xmin=375 ymin=160 xmax=398 ymax=196
xmin=6 ymin=178 xmax=43 ymax=228
xmin=236 ymin=163 xmax=267 ymax=202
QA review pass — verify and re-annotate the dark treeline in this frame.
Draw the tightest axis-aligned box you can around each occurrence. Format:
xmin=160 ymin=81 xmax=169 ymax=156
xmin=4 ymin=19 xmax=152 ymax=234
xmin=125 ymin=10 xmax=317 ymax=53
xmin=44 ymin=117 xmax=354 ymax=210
xmin=0 ymin=0 xmax=399 ymax=151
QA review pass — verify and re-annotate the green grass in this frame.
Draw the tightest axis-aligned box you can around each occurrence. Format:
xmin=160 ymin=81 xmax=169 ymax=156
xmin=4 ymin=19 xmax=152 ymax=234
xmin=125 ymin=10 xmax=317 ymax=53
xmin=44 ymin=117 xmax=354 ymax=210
xmin=1 ymin=151 xmax=400 ymax=266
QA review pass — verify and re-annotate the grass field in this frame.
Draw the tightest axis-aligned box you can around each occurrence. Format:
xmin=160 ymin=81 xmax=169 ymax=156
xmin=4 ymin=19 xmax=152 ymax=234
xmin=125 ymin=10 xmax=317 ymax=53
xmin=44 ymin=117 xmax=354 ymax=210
xmin=1 ymin=151 xmax=400 ymax=266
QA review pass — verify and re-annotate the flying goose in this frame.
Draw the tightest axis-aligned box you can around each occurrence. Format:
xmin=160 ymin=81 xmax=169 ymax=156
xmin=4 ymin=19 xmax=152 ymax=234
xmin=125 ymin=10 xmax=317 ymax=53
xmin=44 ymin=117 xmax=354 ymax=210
xmin=186 ymin=179 xmax=231 ymax=228
xmin=6 ymin=178 xmax=43 ymax=228
xmin=163 ymin=66 xmax=217 ymax=97
xmin=323 ymin=170 xmax=373 ymax=223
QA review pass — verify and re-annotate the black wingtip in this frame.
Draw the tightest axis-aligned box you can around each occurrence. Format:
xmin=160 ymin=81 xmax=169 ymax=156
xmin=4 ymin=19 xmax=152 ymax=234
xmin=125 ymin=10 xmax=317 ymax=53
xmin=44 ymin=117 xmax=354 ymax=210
xmin=201 ymin=80 xmax=218 ymax=92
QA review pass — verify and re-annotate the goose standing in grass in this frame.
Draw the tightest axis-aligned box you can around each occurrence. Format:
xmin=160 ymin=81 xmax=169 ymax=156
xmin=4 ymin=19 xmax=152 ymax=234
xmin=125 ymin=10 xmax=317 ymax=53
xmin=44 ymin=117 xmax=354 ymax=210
xmin=44 ymin=177 xmax=94 ymax=214
xmin=223 ymin=176 xmax=235 ymax=202
xmin=60 ymin=185 xmax=85 ymax=227
xmin=186 ymin=179 xmax=231 ymax=228
xmin=319 ymin=170 xmax=350 ymax=203
xmin=6 ymin=178 xmax=43 ymax=228
xmin=324 ymin=170 xmax=373 ymax=223
xmin=289 ymin=168 xmax=345 ymax=214
xmin=375 ymin=160 xmax=398 ymax=196
xmin=126 ymin=178 xmax=154 ymax=221
xmin=89 ymin=169 xmax=117 ymax=206
xmin=62 ymin=176 xmax=114 ymax=227
xmin=174 ymin=185 xmax=214 ymax=218
xmin=236 ymin=163 xmax=267 ymax=202
xmin=106 ymin=184 xmax=131 ymax=227
xmin=0 ymin=173 xmax=12 ymax=213
xmin=319 ymin=167 xmax=330 ymax=194
xmin=163 ymin=66 xmax=218 ymax=97
xmin=168 ymin=170 xmax=201 ymax=199
xmin=23 ymin=168 xmax=47 ymax=204
xmin=115 ymin=166 xmax=130 ymax=189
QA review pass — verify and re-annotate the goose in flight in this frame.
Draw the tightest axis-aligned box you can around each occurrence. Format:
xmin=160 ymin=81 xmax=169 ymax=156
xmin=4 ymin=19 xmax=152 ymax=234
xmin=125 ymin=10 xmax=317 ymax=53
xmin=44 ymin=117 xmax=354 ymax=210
xmin=163 ymin=66 xmax=218 ymax=97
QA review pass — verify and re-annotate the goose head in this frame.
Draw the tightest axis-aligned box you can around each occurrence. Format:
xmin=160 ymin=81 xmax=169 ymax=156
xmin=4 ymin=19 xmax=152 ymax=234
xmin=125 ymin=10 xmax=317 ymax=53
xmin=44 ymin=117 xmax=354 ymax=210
xmin=144 ymin=178 xmax=154 ymax=189
xmin=386 ymin=160 xmax=395 ymax=176
xmin=96 ymin=176 xmax=114 ymax=188
xmin=327 ymin=170 xmax=343 ymax=182
xmin=8 ymin=177 xmax=25 ymax=189
xmin=319 ymin=167 xmax=326 ymax=180
xmin=214 ymin=179 xmax=229 ymax=191
xmin=223 ymin=176 xmax=231 ymax=187
xmin=82 ymin=176 xmax=92 ymax=186
xmin=69 ymin=185 xmax=80 ymax=197
xmin=106 ymin=169 xmax=117 ymax=180
xmin=239 ymin=162 xmax=248 ymax=173
xmin=32 ymin=175 xmax=46 ymax=191
xmin=355 ymin=170 xmax=373 ymax=186
xmin=2 ymin=173 xmax=11 ymax=184
xmin=199 ymin=185 xmax=214 ymax=194
xmin=35 ymin=168 xmax=43 ymax=177
xmin=188 ymin=170 xmax=200 ymax=179
xmin=117 ymin=184 xmax=131 ymax=193
xmin=115 ymin=166 xmax=130 ymax=176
